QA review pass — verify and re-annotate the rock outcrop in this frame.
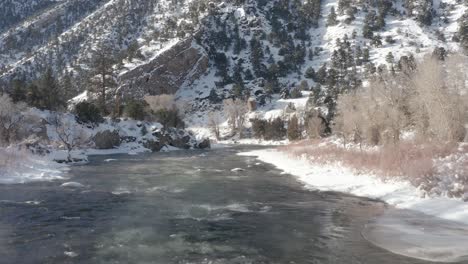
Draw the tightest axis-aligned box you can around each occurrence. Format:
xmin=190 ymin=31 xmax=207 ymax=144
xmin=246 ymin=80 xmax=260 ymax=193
xmin=119 ymin=37 xmax=208 ymax=98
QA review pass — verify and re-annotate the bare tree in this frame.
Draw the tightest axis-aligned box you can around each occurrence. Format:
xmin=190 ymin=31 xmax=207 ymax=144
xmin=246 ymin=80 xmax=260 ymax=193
xmin=223 ymin=98 xmax=248 ymax=137
xmin=410 ymin=56 xmax=466 ymax=142
xmin=48 ymin=114 xmax=89 ymax=162
xmin=334 ymin=91 xmax=364 ymax=148
xmin=0 ymin=94 xmax=26 ymax=146
xmin=208 ymin=111 xmax=222 ymax=140
xmin=144 ymin=94 xmax=176 ymax=112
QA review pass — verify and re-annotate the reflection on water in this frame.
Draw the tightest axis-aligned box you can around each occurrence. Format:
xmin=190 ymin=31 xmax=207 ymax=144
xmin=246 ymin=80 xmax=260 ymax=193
xmin=0 ymin=146 xmax=462 ymax=263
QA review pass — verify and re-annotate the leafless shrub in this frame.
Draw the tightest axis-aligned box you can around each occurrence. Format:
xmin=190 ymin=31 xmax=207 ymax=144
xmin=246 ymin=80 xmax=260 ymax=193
xmin=208 ymin=112 xmax=222 ymax=140
xmin=144 ymin=94 xmax=176 ymax=112
xmin=47 ymin=114 xmax=89 ymax=161
xmin=0 ymin=94 xmax=27 ymax=146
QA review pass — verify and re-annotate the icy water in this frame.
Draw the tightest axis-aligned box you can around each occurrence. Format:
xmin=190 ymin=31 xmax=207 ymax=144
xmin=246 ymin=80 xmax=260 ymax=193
xmin=0 ymin=146 xmax=465 ymax=264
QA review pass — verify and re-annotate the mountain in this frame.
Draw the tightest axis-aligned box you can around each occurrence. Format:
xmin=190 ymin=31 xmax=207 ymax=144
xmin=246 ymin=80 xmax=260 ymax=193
xmin=0 ymin=0 xmax=467 ymax=123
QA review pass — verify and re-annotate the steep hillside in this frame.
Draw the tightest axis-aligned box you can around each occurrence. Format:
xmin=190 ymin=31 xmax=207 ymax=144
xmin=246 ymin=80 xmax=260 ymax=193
xmin=0 ymin=0 xmax=467 ymax=139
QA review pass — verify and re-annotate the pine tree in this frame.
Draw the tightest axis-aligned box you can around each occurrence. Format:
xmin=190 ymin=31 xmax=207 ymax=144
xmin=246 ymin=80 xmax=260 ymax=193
xmin=37 ymin=68 xmax=64 ymax=111
xmin=10 ymin=79 xmax=27 ymax=103
xmin=327 ymin=7 xmax=338 ymax=26
xmin=385 ymin=52 xmax=394 ymax=64
xmin=250 ymin=38 xmax=264 ymax=77
xmin=90 ymin=44 xmax=117 ymax=114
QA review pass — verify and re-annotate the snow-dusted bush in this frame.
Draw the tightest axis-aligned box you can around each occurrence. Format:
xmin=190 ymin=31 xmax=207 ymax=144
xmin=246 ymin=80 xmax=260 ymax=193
xmin=47 ymin=113 xmax=89 ymax=161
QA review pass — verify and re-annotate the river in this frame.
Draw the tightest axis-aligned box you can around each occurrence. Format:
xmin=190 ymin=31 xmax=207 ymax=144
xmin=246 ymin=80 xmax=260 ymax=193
xmin=0 ymin=146 xmax=464 ymax=263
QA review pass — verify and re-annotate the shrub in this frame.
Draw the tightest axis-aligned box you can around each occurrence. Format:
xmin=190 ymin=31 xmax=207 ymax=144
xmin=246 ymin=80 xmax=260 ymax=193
xmin=290 ymin=87 xmax=303 ymax=99
xmin=124 ymin=100 xmax=147 ymax=120
xmin=154 ymin=108 xmax=185 ymax=130
xmin=287 ymin=115 xmax=301 ymax=141
xmin=74 ymin=102 xmax=103 ymax=125
xmin=0 ymin=94 xmax=26 ymax=145
xmin=264 ymin=117 xmax=286 ymax=140
xmin=251 ymin=118 xmax=267 ymax=138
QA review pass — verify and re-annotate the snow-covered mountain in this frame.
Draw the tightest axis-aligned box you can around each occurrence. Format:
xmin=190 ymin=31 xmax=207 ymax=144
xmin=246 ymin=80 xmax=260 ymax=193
xmin=1 ymin=0 xmax=467 ymax=124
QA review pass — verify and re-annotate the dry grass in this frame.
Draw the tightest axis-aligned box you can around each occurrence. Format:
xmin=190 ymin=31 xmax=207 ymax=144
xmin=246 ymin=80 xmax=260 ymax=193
xmin=280 ymin=139 xmax=461 ymax=184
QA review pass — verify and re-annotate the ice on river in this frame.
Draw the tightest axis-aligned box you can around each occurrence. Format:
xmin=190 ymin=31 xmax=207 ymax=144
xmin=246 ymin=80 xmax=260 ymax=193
xmin=362 ymin=209 xmax=468 ymax=263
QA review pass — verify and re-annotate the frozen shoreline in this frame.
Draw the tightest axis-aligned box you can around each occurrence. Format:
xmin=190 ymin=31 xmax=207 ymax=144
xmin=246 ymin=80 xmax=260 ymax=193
xmin=239 ymin=148 xmax=468 ymax=225
xmin=240 ymin=148 xmax=468 ymax=262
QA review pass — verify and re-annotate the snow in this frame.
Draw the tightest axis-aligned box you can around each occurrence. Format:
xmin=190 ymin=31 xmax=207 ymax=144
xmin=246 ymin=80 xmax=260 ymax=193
xmin=240 ymin=148 xmax=468 ymax=261
xmin=239 ymin=149 xmax=468 ymax=224
xmin=0 ymin=148 xmax=67 ymax=184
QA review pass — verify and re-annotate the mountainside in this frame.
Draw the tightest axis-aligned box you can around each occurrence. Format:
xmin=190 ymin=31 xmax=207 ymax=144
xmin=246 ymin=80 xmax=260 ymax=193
xmin=1 ymin=0 xmax=467 ymax=128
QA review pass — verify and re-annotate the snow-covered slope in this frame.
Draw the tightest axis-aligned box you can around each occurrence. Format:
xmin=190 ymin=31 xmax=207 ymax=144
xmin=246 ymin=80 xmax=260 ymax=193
xmin=1 ymin=0 xmax=467 ymax=140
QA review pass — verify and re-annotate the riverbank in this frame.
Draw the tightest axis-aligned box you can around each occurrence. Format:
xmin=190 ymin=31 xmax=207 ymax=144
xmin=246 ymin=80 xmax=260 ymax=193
xmin=239 ymin=147 xmax=468 ymax=225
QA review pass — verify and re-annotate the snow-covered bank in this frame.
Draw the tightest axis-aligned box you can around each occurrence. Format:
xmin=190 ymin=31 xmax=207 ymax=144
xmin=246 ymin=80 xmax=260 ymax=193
xmin=0 ymin=148 xmax=67 ymax=184
xmin=240 ymin=148 xmax=468 ymax=261
xmin=239 ymin=149 xmax=468 ymax=224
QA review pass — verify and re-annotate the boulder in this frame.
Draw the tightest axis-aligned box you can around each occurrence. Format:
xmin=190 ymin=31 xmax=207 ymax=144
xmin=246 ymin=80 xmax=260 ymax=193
xmin=93 ymin=130 xmax=120 ymax=149
xmin=197 ymin=138 xmax=211 ymax=149
xmin=170 ymin=135 xmax=191 ymax=149
xmin=143 ymin=140 xmax=165 ymax=152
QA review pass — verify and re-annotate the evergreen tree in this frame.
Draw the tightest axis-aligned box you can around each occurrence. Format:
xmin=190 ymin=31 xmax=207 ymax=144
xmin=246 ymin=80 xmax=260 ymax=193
xmin=90 ymin=44 xmax=117 ymax=114
xmin=385 ymin=52 xmax=394 ymax=64
xmin=327 ymin=7 xmax=338 ymax=26
xmin=37 ymin=68 xmax=64 ymax=111
xmin=250 ymin=38 xmax=265 ymax=77
xmin=10 ymin=79 xmax=27 ymax=103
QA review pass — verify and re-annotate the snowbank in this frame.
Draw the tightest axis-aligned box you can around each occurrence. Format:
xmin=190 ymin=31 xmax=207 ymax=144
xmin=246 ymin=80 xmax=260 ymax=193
xmin=239 ymin=149 xmax=468 ymax=224
xmin=0 ymin=148 xmax=67 ymax=184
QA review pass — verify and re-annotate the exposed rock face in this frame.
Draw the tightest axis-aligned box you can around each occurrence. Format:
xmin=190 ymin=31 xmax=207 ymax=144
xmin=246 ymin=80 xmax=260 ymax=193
xmin=120 ymin=37 xmax=208 ymax=98
xmin=93 ymin=130 xmax=120 ymax=149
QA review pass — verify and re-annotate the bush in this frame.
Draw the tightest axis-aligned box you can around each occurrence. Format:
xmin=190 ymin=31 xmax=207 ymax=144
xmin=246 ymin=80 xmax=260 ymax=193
xmin=265 ymin=117 xmax=286 ymax=140
xmin=154 ymin=108 xmax=185 ymax=130
xmin=124 ymin=100 xmax=147 ymax=120
xmin=251 ymin=117 xmax=287 ymax=140
xmin=287 ymin=115 xmax=301 ymax=141
xmin=74 ymin=102 xmax=103 ymax=125
xmin=290 ymin=87 xmax=303 ymax=98
xmin=251 ymin=118 xmax=267 ymax=138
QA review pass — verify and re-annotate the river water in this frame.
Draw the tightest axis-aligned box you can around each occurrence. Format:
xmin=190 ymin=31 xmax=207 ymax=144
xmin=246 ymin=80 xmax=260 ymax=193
xmin=0 ymin=146 xmax=464 ymax=263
